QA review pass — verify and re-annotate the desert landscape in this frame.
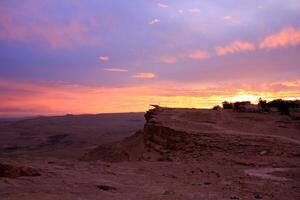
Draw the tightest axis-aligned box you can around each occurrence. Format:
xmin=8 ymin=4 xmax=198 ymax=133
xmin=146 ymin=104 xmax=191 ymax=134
xmin=0 ymin=106 xmax=299 ymax=200
xmin=1 ymin=1 xmax=300 ymax=199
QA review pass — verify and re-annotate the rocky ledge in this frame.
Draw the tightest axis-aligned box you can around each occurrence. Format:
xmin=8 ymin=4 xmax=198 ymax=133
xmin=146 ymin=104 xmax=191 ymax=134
xmin=81 ymin=106 xmax=300 ymax=167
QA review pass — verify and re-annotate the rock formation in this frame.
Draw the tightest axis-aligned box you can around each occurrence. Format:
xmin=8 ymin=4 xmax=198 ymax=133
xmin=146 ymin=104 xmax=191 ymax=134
xmin=81 ymin=106 xmax=300 ymax=167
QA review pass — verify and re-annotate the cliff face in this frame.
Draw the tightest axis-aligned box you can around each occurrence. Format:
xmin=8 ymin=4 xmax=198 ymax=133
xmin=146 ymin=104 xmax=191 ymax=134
xmin=82 ymin=106 xmax=300 ymax=166
xmin=145 ymin=107 xmax=299 ymax=165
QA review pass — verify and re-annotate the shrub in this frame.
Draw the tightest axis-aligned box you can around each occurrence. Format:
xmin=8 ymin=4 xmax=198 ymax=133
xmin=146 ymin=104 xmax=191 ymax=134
xmin=222 ymin=101 xmax=233 ymax=109
xmin=212 ymin=105 xmax=221 ymax=110
xmin=258 ymin=98 xmax=269 ymax=112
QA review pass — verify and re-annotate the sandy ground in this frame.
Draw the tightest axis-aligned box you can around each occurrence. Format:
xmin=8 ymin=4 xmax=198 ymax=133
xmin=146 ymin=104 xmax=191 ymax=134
xmin=0 ymin=109 xmax=299 ymax=200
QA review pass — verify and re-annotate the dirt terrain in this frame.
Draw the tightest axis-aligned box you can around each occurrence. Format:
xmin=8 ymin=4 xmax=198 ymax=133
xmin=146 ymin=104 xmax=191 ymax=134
xmin=0 ymin=108 xmax=299 ymax=199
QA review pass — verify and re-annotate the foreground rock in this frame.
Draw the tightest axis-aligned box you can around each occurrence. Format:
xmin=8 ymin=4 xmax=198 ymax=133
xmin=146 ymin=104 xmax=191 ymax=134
xmin=0 ymin=163 xmax=40 ymax=178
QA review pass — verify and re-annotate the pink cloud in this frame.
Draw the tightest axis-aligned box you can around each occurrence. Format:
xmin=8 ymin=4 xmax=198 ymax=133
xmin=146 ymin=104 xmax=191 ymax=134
xmin=160 ymin=56 xmax=178 ymax=64
xmin=160 ymin=50 xmax=210 ymax=63
xmin=157 ymin=3 xmax=169 ymax=8
xmin=260 ymin=26 xmax=300 ymax=49
xmin=148 ymin=18 xmax=160 ymax=25
xmin=178 ymin=9 xmax=184 ymax=14
xmin=223 ymin=16 xmax=233 ymax=20
xmin=188 ymin=8 xmax=201 ymax=13
xmin=216 ymin=40 xmax=255 ymax=56
xmin=103 ymin=68 xmax=128 ymax=72
xmin=33 ymin=21 xmax=100 ymax=48
xmin=189 ymin=50 xmax=210 ymax=60
xmin=0 ymin=13 xmax=27 ymax=42
xmin=99 ymin=55 xmax=110 ymax=61
xmin=132 ymin=72 xmax=156 ymax=78
xmin=0 ymin=11 xmax=100 ymax=49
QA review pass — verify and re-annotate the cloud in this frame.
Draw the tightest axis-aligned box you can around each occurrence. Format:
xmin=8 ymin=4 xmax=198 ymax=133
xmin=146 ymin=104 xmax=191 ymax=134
xmin=132 ymin=72 xmax=156 ymax=78
xmin=216 ymin=40 xmax=255 ymax=56
xmin=33 ymin=21 xmax=101 ymax=49
xmin=223 ymin=16 xmax=232 ymax=20
xmin=188 ymin=8 xmax=201 ymax=13
xmin=0 ymin=13 xmax=100 ymax=49
xmin=103 ymin=68 xmax=128 ymax=72
xmin=189 ymin=51 xmax=210 ymax=60
xmin=160 ymin=56 xmax=178 ymax=64
xmin=258 ymin=5 xmax=264 ymax=9
xmin=148 ymin=18 xmax=160 ymax=25
xmin=157 ymin=3 xmax=169 ymax=8
xmin=160 ymin=50 xmax=210 ymax=63
xmin=177 ymin=8 xmax=200 ymax=14
xmin=178 ymin=9 xmax=184 ymax=14
xmin=260 ymin=26 xmax=300 ymax=49
xmin=99 ymin=55 xmax=110 ymax=61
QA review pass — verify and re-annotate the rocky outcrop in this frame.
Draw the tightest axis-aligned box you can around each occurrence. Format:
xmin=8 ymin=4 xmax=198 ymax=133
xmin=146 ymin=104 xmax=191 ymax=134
xmin=142 ymin=106 xmax=300 ymax=163
xmin=82 ymin=106 xmax=300 ymax=165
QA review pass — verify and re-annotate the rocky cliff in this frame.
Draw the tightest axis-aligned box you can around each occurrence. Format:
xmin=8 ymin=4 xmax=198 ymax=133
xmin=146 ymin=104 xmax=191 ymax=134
xmin=81 ymin=106 xmax=300 ymax=167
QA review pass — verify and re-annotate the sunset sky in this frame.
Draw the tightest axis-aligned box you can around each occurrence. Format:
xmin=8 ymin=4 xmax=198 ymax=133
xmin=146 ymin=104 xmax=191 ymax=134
xmin=0 ymin=0 xmax=300 ymax=117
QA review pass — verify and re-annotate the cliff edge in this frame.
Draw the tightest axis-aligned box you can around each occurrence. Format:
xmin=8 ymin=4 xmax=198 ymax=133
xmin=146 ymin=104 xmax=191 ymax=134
xmin=81 ymin=106 xmax=300 ymax=166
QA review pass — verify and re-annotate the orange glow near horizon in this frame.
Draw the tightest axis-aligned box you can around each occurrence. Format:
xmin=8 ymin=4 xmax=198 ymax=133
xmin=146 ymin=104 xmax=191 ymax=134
xmin=0 ymin=79 xmax=299 ymax=117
